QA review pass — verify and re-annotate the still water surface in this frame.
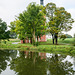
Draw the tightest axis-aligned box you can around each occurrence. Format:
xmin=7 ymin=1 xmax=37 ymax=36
xmin=0 ymin=50 xmax=75 ymax=75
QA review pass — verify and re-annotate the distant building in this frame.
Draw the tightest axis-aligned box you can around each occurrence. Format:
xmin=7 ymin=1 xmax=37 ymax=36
xmin=40 ymin=0 xmax=44 ymax=6
xmin=39 ymin=0 xmax=46 ymax=42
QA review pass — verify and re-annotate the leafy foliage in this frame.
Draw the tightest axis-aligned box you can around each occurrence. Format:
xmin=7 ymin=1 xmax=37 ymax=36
xmin=10 ymin=2 xmax=46 ymax=45
xmin=0 ymin=18 xmax=10 ymax=42
xmin=60 ymin=34 xmax=66 ymax=40
xmin=9 ymin=21 xmax=17 ymax=39
xmin=45 ymin=3 xmax=74 ymax=44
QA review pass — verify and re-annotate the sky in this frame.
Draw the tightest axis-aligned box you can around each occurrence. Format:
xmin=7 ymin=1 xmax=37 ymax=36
xmin=0 ymin=0 xmax=75 ymax=36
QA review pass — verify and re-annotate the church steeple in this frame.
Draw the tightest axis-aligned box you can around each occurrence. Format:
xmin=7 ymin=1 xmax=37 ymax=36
xmin=40 ymin=0 xmax=44 ymax=6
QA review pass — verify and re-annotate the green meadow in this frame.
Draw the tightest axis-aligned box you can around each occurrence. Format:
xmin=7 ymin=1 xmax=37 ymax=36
xmin=0 ymin=38 xmax=75 ymax=56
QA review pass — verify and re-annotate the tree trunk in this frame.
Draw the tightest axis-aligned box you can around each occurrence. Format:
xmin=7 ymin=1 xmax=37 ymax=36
xmin=33 ymin=30 xmax=36 ymax=41
xmin=33 ymin=29 xmax=36 ymax=46
xmin=52 ymin=34 xmax=54 ymax=44
xmin=37 ymin=36 xmax=38 ymax=42
xmin=55 ymin=37 xmax=58 ymax=45
xmin=53 ymin=39 xmax=54 ymax=44
xmin=30 ymin=38 xmax=32 ymax=44
xmin=55 ymin=33 xmax=58 ymax=45
xmin=23 ymin=40 xmax=25 ymax=43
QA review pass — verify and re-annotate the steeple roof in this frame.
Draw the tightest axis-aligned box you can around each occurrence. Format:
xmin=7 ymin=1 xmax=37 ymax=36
xmin=40 ymin=0 xmax=44 ymax=6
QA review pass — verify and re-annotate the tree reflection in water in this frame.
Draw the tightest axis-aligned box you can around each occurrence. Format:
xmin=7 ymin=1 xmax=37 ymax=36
xmin=9 ymin=51 xmax=75 ymax=75
xmin=9 ymin=51 xmax=47 ymax=75
xmin=46 ymin=54 xmax=75 ymax=75
xmin=0 ymin=50 xmax=10 ymax=73
xmin=0 ymin=50 xmax=17 ymax=74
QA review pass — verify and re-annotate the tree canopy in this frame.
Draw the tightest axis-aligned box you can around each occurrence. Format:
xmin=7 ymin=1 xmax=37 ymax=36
xmin=0 ymin=18 xmax=10 ymax=42
xmin=45 ymin=3 xmax=74 ymax=44
xmin=9 ymin=2 xmax=74 ymax=45
xmin=11 ymin=2 xmax=46 ymax=45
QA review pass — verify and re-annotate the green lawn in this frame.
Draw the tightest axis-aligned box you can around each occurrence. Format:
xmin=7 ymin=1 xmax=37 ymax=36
xmin=58 ymin=38 xmax=74 ymax=44
xmin=39 ymin=38 xmax=74 ymax=45
xmin=0 ymin=38 xmax=75 ymax=56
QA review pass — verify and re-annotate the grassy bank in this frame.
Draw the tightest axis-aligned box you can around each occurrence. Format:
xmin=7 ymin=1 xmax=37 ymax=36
xmin=40 ymin=38 xmax=74 ymax=45
xmin=0 ymin=38 xmax=75 ymax=55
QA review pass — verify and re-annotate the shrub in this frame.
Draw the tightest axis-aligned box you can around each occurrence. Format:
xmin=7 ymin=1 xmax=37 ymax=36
xmin=65 ymin=34 xmax=72 ymax=38
xmin=33 ymin=39 xmax=39 ymax=46
xmin=3 ymin=41 xmax=6 ymax=44
xmin=60 ymin=34 xmax=66 ymax=40
xmin=32 ymin=39 xmax=36 ymax=46
xmin=35 ymin=42 xmax=39 ymax=46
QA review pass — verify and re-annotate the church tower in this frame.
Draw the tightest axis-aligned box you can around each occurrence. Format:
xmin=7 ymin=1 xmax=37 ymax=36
xmin=39 ymin=0 xmax=46 ymax=42
xmin=40 ymin=0 xmax=44 ymax=6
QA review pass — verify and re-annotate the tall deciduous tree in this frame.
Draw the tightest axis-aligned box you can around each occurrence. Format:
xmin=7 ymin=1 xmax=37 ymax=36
xmin=45 ymin=3 xmax=74 ymax=44
xmin=15 ymin=2 xmax=46 ymax=45
xmin=45 ymin=3 xmax=56 ymax=44
xmin=54 ymin=7 xmax=74 ymax=44
xmin=0 ymin=18 xmax=10 ymax=42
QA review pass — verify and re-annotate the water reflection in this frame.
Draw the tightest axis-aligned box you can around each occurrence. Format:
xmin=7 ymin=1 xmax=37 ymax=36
xmin=0 ymin=50 xmax=10 ymax=73
xmin=0 ymin=50 xmax=17 ymax=75
xmin=46 ymin=54 xmax=74 ymax=75
xmin=9 ymin=51 xmax=47 ymax=75
xmin=0 ymin=50 xmax=75 ymax=75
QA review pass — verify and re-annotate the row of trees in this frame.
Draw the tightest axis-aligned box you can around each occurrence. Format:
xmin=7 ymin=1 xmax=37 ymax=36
xmin=9 ymin=2 xmax=74 ymax=45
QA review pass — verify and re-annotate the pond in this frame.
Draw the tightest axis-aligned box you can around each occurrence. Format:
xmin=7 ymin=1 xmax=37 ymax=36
xmin=0 ymin=50 xmax=75 ymax=75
